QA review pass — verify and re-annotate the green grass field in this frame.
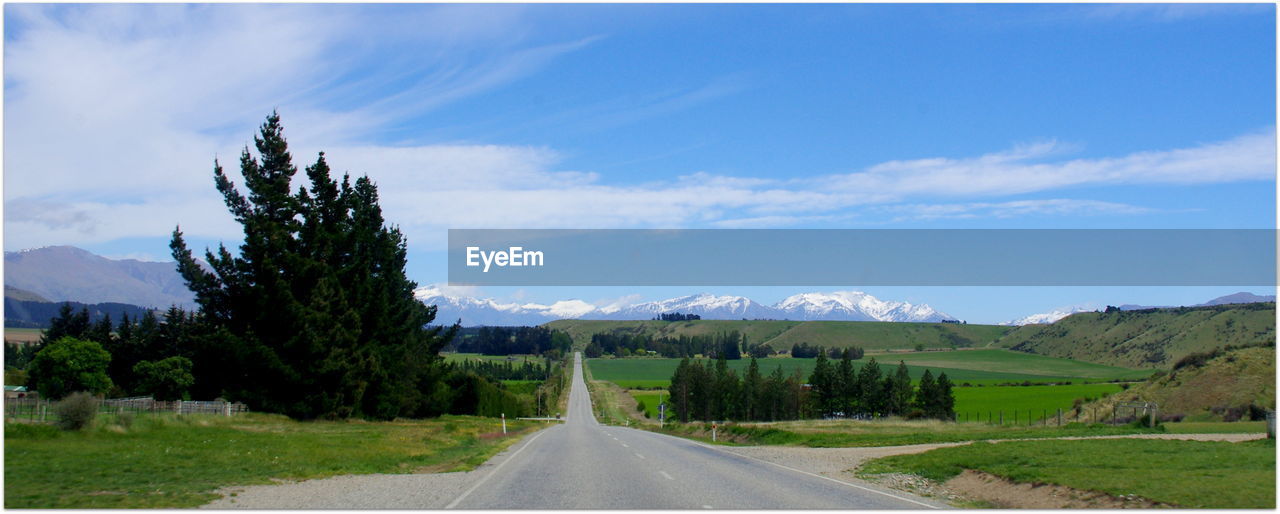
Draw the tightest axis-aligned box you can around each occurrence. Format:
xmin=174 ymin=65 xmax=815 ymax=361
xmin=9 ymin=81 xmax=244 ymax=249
xmin=545 ymin=319 xmax=1012 ymax=351
xmin=952 ymin=383 xmax=1122 ymax=422
xmin=589 ymin=350 xmax=1146 ymax=389
xmin=626 ymin=384 xmax=1123 ymax=422
xmin=3 ymin=327 xmax=43 ymax=344
xmin=858 ymin=438 xmax=1276 ymax=508
xmin=4 ymin=413 xmax=539 ymax=508
xmin=442 ymin=352 xmax=544 ymax=364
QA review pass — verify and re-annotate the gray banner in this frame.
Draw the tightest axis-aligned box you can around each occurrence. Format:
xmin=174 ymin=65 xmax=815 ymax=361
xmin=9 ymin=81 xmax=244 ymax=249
xmin=448 ymin=229 xmax=1276 ymax=286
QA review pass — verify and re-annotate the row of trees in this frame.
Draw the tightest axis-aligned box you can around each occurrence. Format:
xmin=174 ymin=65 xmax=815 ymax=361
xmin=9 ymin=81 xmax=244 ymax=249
xmin=808 ymin=351 xmax=954 ymax=419
xmin=654 ymin=312 xmax=701 ymax=321
xmin=449 ymin=326 xmax=572 ymax=357
xmin=789 ymin=342 xmax=864 ymax=360
xmin=666 ymin=354 xmax=956 ymax=423
xmin=585 ymin=331 xmax=761 ymax=359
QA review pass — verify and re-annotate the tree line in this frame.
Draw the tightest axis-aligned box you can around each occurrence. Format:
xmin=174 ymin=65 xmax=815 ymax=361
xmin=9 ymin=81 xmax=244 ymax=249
xmin=654 ymin=312 xmax=701 ymax=321
xmin=666 ymin=352 xmax=955 ymax=423
xmin=448 ymin=326 xmax=572 ymax=358
xmin=586 ymin=331 xmax=761 ymax=359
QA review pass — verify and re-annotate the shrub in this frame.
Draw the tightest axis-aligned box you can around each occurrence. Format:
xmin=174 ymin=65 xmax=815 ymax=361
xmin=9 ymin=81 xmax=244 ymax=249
xmin=903 ymin=408 xmax=926 ymax=420
xmin=53 ymin=392 xmax=99 ymax=431
xmin=636 ymin=399 xmax=647 ymax=413
xmin=117 ymin=411 xmax=136 ymax=429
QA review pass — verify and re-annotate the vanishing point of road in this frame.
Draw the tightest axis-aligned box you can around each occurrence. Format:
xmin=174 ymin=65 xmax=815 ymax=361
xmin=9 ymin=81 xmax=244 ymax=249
xmin=447 ymin=352 xmax=942 ymax=509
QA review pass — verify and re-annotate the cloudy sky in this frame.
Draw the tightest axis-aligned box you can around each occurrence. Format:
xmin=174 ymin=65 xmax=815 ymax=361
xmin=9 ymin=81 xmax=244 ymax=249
xmin=3 ymin=4 xmax=1275 ymax=323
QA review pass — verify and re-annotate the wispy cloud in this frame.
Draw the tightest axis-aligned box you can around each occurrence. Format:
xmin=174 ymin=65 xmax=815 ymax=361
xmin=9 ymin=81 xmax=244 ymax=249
xmin=4 ymin=4 xmax=1275 ymax=253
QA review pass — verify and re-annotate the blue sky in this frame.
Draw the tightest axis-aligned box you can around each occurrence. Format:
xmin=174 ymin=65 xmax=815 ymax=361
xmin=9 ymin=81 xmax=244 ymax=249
xmin=3 ymin=3 xmax=1276 ymax=323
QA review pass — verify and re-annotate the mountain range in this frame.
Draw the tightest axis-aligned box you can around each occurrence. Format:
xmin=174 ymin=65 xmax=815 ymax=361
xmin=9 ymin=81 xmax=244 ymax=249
xmin=1001 ymin=292 xmax=1277 ymax=326
xmin=415 ymin=287 xmax=955 ymax=326
xmin=5 ymin=246 xmax=195 ymax=308
xmin=3 ymin=245 xmax=1271 ymax=328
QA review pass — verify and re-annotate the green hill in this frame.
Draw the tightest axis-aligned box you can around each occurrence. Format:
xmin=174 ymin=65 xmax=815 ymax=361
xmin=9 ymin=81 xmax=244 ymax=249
xmin=997 ymin=302 xmax=1276 ymax=369
xmin=544 ymin=319 xmax=1011 ymax=352
xmin=1087 ymin=346 xmax=1275 ymax=421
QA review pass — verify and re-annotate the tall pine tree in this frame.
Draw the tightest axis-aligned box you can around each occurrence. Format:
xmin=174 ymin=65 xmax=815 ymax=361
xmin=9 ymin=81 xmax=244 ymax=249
xmin=170 ymin=112 xmax=455 ymax=420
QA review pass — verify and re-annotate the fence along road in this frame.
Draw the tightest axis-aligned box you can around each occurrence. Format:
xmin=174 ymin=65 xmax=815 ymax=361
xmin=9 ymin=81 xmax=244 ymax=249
xmin=447 ymin=352 xmax=942 ymax=509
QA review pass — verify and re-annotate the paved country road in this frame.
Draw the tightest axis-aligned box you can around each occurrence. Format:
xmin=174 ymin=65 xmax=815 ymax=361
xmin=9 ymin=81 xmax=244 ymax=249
xmin=447 ymin=353 xmax=942 ymax=509
xmin=206 ymin=353 xmax=944 ymax=509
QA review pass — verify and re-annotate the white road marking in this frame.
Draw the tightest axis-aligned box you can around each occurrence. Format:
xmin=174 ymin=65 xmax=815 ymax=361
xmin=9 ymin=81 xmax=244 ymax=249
xmin=659 ymin=471 xmax=674 ymax=481
xmin=445 ymin=428 xmax=550 ymax=509
xmin=621 ymin=443 xmax=629 ymax=448
xmin=635 ymin=453 xmax=645 ymax=459
xmin=702 ymin=505 xmax=713 ymax=509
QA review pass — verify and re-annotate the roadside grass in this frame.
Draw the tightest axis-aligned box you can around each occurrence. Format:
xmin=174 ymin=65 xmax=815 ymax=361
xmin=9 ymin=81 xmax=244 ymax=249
xmin=4 ymin=412 xmax=540 ymax=508
xmin=660 ymin=419 xmax=1169 ymax=448
xmin=858 ymin=438 xmax=1276 ymax=508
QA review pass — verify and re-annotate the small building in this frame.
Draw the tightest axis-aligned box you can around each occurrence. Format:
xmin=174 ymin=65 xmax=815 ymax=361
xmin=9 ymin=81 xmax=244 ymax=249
xmin=4 ymin=385 xmax=36 ymax=400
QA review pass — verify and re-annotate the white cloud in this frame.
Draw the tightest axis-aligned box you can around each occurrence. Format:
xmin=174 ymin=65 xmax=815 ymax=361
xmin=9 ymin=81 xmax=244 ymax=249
xmin=879 ymin=199 xmax=1158 ymax=222
xmin=3 ymin=4 xmax=1275 ymax=254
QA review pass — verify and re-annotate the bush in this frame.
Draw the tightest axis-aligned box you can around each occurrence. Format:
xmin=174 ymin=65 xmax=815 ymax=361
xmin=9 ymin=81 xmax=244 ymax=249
xmin=116 ymin=411 xmax=136 ymax=429
xmin=53 ymin=392 xmax=99 ymax=431
xmin=903 ymin=408 xmax=926 ymax=420
xmin=636 ymin=399 xmax=647 ymax=413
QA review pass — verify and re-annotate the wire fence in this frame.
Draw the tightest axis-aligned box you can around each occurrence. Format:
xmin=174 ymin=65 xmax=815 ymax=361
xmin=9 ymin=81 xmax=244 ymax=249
xmin=5 ymin=396 xmax=248 ymax=422
xmin=954 ymin=404 xmax=1163 ymax=426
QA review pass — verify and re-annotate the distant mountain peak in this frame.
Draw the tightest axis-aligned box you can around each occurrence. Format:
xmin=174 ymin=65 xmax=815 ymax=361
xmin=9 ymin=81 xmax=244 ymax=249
xmin=414 ymin=286 xmax=955 ymax=326
xmin=4 ymin=246 xmax=194 ymax=308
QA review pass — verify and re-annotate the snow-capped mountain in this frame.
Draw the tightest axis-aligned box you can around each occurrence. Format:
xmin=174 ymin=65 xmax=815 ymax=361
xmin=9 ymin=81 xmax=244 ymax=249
xmin=774 ymin=291 xmax=949 ymax=322
xmin=999 ymin=306 xmax=1095 ymax=326
xmin=415 ymin=287 xmax=956 ymax=326
xmin=597 ymin=294 xmax=782 ymax=321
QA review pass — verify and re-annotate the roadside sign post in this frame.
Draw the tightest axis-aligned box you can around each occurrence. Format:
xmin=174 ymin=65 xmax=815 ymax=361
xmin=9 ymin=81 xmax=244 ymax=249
xmin=712 ymin=422 xmax=717 ymax=442
xmin=659 ymin=402 xmax=666 ymax=428
xmin=501 ymin=413 xmax=507 ymax=434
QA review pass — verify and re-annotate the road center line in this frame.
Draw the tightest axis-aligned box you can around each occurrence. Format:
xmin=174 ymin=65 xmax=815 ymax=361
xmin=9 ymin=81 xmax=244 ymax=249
xmin=444 ymin=428 xmax=550 ymax=509
xmin=621 ymin=443 xmax=629 ymax=448
xmin=702 ymin=505 xmax=713 ymax=509
xmin=635 ymin=453 xmax=645 ymax=459
xmin=659 ymin=471 xmax=674 ymax=480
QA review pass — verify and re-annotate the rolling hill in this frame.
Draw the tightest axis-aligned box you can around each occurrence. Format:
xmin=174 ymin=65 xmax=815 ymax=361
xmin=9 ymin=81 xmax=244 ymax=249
xmin=543 ymin=319 xmax=1011 ymax=352
xmin=996 ymin=302 xmax=1276 ymax=369
xmin=1087 ymin=346 xmax=1275 ymax=420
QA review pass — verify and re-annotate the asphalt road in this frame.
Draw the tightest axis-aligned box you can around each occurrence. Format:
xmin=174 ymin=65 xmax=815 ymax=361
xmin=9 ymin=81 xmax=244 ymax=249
xmin=448 ymin=353 xmax=942 ymax=510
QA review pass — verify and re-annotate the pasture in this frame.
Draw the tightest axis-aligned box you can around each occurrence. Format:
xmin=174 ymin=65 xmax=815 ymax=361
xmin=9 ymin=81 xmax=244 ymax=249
xmin=3 ymin=328 xmax=43 ymax=344
xmin=859 ymin=438 xmax=1276 ymax=508
xmin=588 ymin=349 xmax=1146 ymax=390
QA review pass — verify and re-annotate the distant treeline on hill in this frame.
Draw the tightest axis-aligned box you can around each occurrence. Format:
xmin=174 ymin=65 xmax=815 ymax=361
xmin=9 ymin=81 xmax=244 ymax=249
xmin=4 ymin=298 xmax=155 ymax=329
xmin=654 ymin=312 xmax=700 ymax=321
xmin=446 ymin=326 xmax=573 ymax=358
xmin=587 ymin=330 xmax=757 ymax=359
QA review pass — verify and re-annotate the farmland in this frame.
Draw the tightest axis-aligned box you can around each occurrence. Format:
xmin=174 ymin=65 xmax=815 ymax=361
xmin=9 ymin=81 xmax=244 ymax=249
xmin=545 ymin=319 xmax=1011 ymax=352
xmin=599 ymin=350 xmax=1143 ymax=422
xmin=589 ymin=349 xmax=1148 ymax=389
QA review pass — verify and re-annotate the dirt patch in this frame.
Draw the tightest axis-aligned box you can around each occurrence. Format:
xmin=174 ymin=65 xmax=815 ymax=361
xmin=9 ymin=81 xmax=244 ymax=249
xmin=943 ymin=470 xmax=1168 ymax=509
